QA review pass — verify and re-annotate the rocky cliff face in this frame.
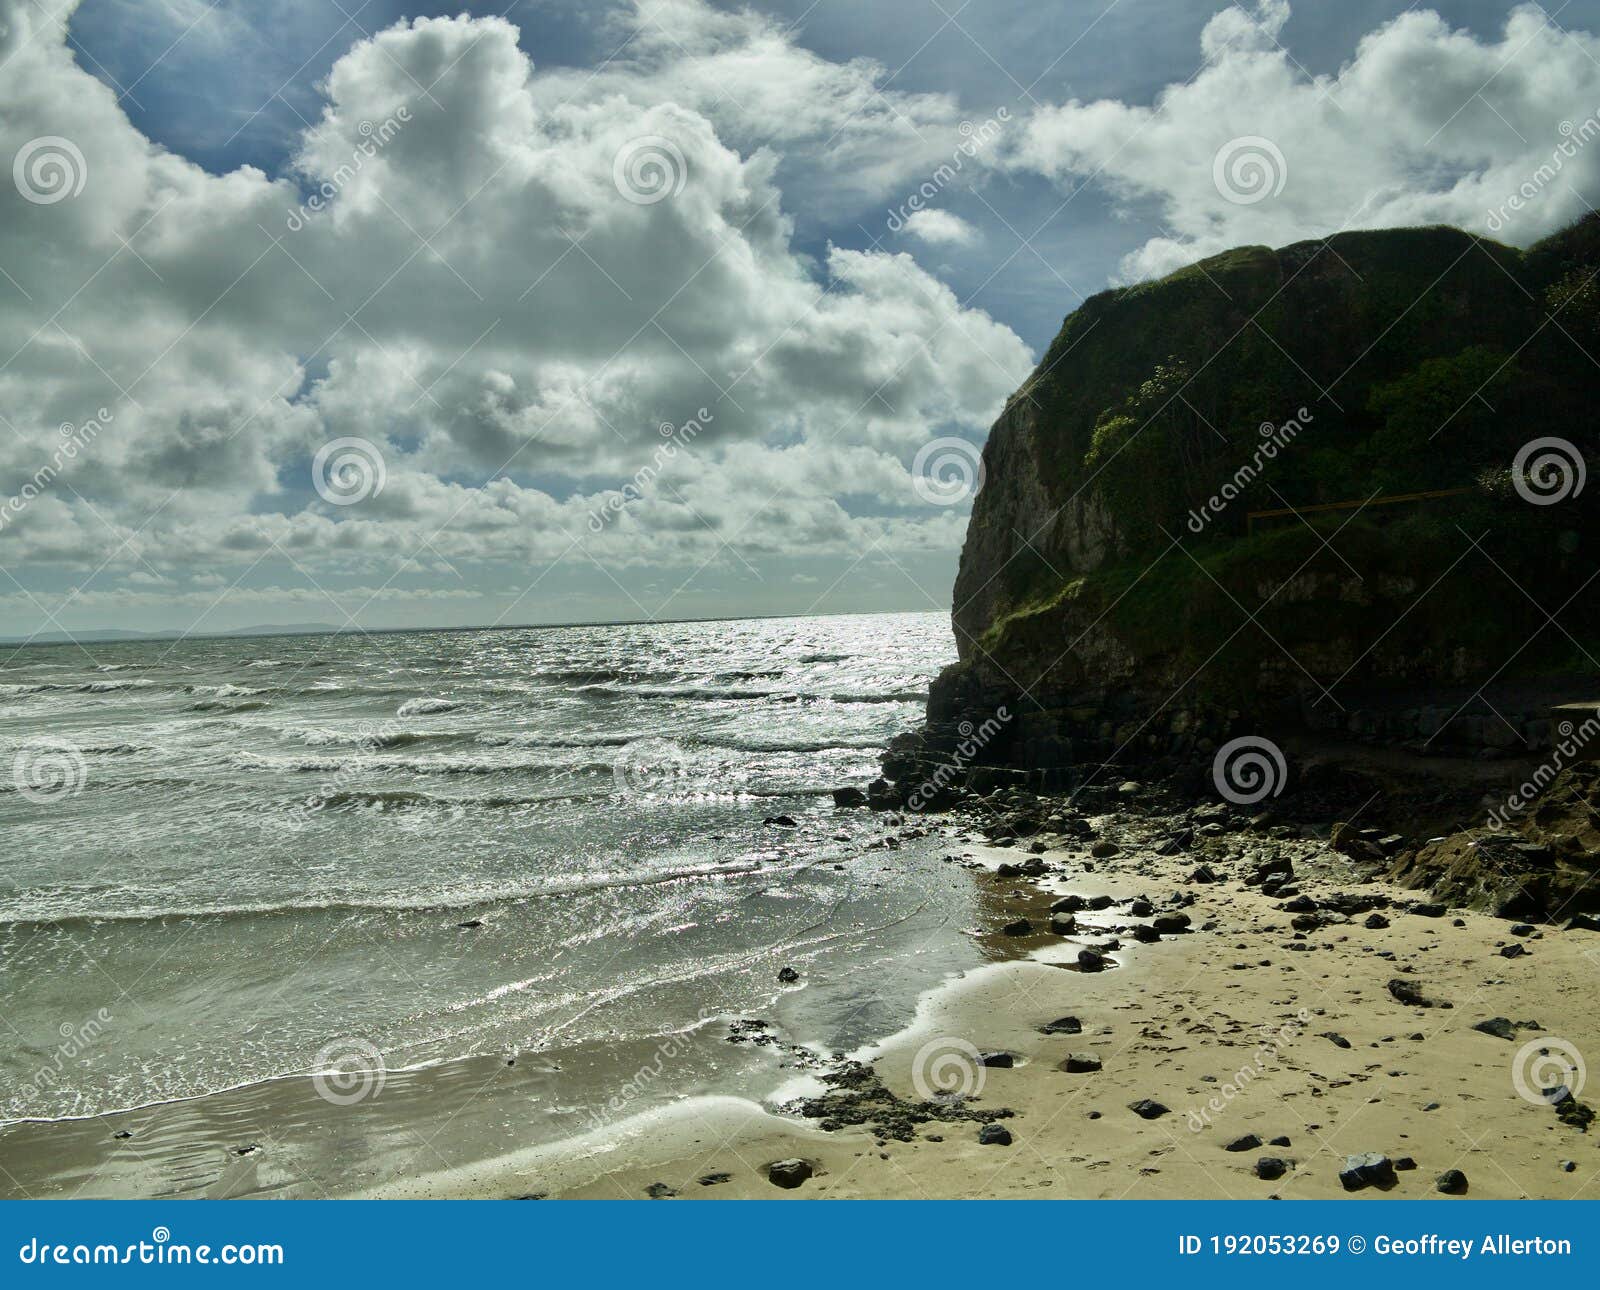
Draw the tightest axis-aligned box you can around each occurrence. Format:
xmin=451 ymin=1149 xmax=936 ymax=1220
xmin=889 ymin=218 xmax=1600 ymax=794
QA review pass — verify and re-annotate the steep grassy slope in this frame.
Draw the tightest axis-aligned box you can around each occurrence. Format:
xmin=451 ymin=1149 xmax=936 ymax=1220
xmin=912 ymin=217 xmax=1600 ymax=778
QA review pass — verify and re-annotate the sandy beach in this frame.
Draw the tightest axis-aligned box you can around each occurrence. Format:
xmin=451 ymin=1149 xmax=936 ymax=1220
xmin=6 ymin=761 xmax=1597 ymax=1202
xmin=373 ymin=789 xmax=1600 ymax=1201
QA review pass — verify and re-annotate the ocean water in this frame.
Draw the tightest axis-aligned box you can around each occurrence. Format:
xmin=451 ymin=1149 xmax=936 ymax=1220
xmin=0 ymin=612 xmax=982 ymax=1140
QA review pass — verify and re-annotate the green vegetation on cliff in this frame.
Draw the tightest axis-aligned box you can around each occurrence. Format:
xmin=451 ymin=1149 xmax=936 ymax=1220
xmin=954 ymin=217 xmax=1600 ymax=707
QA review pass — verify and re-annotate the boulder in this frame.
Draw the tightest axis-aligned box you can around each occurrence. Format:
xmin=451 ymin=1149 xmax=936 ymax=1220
xmin=1339 ymin=1153 xmax=1397 ymax=1191
xmin=766 ymin=1159 xmax=814 ymax=1189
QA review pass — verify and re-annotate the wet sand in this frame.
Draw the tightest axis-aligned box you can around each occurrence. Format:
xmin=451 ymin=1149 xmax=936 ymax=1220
xmin=8 ymin=816 xmax=1598 ymax=1200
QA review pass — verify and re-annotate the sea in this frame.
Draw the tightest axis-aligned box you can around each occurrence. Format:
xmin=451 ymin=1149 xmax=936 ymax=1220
xmin=0 ymin=611 xmax=993 ymax=1192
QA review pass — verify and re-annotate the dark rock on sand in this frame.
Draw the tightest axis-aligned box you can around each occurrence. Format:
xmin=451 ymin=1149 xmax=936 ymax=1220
xmin=1255 ymin=1157 xmax=1289 ymax=1180
xmin=1319 ymin=1032 xmax=1352 ymax=1049
xmin=767 ymin=1159 xmax=814 ymax=1189
xmin=1411 ymin=902 xmax=1447 ymax=918
xmin=1224 ymin=1133 xmax=1262 ymax=1152
xmin=1002 ymin=918 xmax=1034 ymax=936
xmin=1050 ymin=913 xmax=1078 ymax=935
xmin=1130 ymin=923 xmax=1161 ymax=943
xmin=1472 ymin=1017 xmax=1518 ymax=1040
xmin=1040 ymin=1016 xmax=1082 ymax=1035
xmin=645 ymin=1182 xmax=679 ymax=1198
xmin=777 ymin=966 xmax=800 ymax=983
xmin=1387 ymin=978 xmax=1442 ymax=1008
xmin=1130 ymin=897 xmax=1154 ymax=917
xmin=1128 ymin=1099 xmax=1169 ymax=1120
xmin=979 ymin=1051 xmax=1014 ymax=1068
xmin=1078 ymin=948 xmax=1109 ymax=972
xmin=1340 ymin=1153 xmax=1397 ymax=1191
xmin=1567 ymin=913 xmax=1600 ymax=932
xmin=978 ymin=1123 xmax=1013 ymax=1146
xmin=698 ymin=1172 xmax=732 ymax=1187
xmin=1061 ymin=1053 xmax=1102 ymax=1073
xmin=1500 ymin=943 xmax=1528 ymax=959
xmin=1436 ymin=1169 xmax=1469 ymax=1195
xmin=1364 ymin=913 xmax=1390 ymax=929
xmin=1152 ymin=913 xmax=1192 ymax=934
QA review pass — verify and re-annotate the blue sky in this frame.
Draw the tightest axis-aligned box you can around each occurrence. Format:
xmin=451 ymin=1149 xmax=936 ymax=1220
xmin=3 ymin=0 xmax=1599 ymax=635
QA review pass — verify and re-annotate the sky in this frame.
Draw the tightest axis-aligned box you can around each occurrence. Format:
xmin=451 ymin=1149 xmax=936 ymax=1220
xmin=2 ymin=0 xmax=1599 ymax=637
